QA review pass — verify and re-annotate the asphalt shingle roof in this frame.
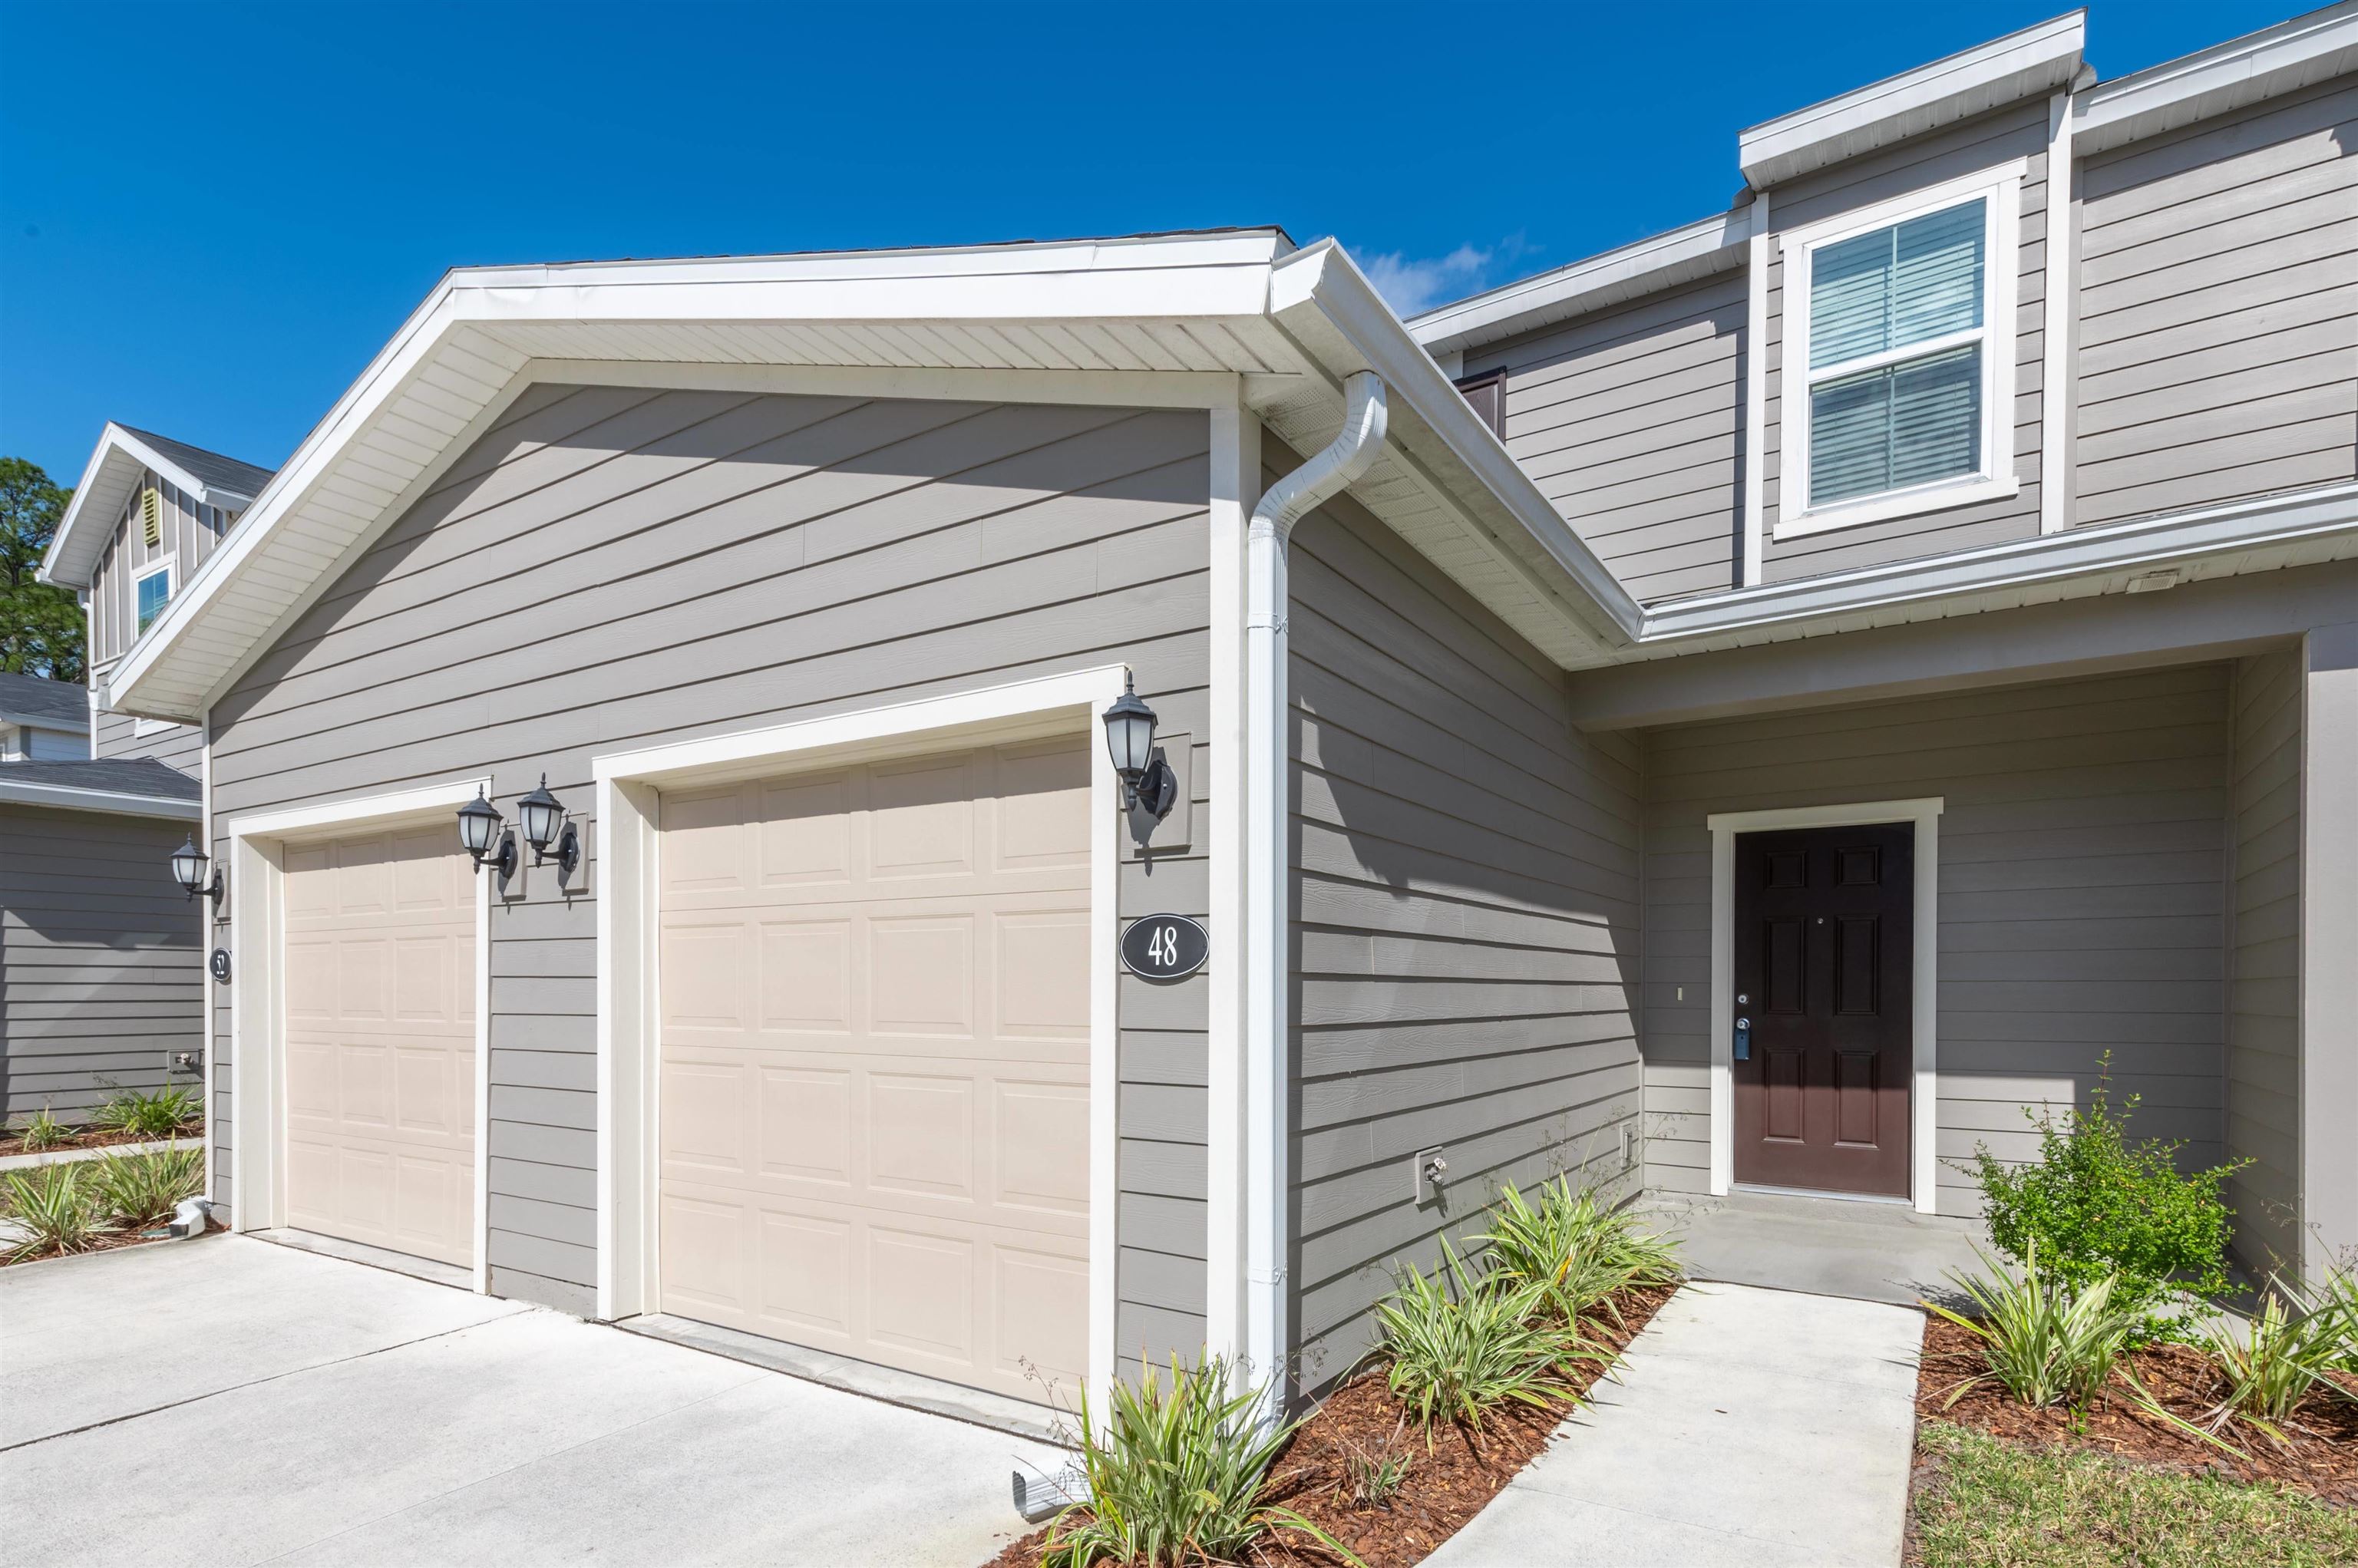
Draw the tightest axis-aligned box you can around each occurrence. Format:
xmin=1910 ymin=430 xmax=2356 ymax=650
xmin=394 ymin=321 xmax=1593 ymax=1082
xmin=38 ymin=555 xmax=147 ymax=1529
xmin=0 ymin=671 xmax=91 ymax=729
xmin=118 ymin=424 xmax=275 ymax=501
xmin=0 ymin=756 xmax=200 ymax=801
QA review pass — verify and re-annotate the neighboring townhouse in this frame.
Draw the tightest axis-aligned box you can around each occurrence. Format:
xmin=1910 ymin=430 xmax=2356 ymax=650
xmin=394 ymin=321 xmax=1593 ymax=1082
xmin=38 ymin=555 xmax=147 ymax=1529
xmin=4 ymin=425 xmax=267 ymax=1125
xmin=0 ymin=675 xmax=204 ymax=1121
xmin=78 ymin=5 xmax=2354 ymax=1424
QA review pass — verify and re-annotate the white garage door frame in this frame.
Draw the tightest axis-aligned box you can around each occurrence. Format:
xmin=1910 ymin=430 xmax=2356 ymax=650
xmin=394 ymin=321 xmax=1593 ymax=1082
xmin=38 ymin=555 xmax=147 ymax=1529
xmin=594 ymin=665 xmax=1125 ymax=1403
xmin=224 ymin=777 xmax=496 ymax=1292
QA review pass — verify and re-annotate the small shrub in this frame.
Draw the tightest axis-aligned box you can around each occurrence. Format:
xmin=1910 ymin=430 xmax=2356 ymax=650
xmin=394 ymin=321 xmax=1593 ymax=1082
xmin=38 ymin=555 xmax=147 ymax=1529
xmin=92 ymin=1084 xmax=202 ymax=1140
xmin=1476 ymin=1175 xmax=1679 ymax=1327
xmin=2199 ymin=1271 xmax=2356 ymax=1445
xmin=15 ymin=1106 xmax=70 ymax=1152
xmin=1966 ymin=1057 xmax=2245 ymax=1337
xmin=1376 ymin=1240 xmax=1602 ymax=1447
xmin=1 ymin=1164 xmax=110 ymax=1263
xmin=1927 ymin=1244 xmax=2137 ymax=1413
xmin=1339 ymin=1441 xmax=1411 ymax=1510
xmin=88 ymin=1144 xmax=204 ymax=1229
xmin=1040 ymin=1352 xmax=1359 ymax=1568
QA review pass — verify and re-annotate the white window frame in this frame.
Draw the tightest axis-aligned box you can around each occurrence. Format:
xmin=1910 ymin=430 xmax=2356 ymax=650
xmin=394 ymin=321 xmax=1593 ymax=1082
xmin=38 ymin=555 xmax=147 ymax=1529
xmin=134 ymin=560 xmax=175 ymax=635
xmin=1776 ymin=160 xmax=2024 ymax=540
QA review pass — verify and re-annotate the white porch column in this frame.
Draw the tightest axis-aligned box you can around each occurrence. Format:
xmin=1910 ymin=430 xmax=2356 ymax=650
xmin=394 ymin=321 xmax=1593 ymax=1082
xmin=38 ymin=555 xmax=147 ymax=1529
xmin=2300 ymin=619 xmax=2358 ymax=1276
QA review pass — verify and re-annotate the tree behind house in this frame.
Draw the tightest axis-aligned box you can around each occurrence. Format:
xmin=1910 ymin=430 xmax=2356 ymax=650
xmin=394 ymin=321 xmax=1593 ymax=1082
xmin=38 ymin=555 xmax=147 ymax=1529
xmin=0 ymin=457 xmax=85 ymax=682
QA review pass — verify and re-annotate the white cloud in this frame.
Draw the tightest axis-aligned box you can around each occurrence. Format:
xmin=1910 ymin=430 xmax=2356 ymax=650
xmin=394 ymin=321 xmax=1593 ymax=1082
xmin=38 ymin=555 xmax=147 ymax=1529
xmin=1359 ymin=243 xmax=1494 ymax=317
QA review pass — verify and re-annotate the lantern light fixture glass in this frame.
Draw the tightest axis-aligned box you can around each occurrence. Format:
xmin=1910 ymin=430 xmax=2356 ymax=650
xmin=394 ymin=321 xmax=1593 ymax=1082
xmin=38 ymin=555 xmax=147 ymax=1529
xmin=1100 ymin=674 xmax=1177 ymax=820
xmin=456 ymin=787 xmax=517 ymax=878
xmin=515 ymin=774 xmax=582 ymax=880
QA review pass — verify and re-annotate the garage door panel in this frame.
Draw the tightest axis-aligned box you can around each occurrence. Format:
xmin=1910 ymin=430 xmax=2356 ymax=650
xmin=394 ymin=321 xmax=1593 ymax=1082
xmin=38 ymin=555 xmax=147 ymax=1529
xmin=282 ymin=827 xmax=475 ymax=1269
xmin=659 ymin=738 xmax=1092 ymax=1405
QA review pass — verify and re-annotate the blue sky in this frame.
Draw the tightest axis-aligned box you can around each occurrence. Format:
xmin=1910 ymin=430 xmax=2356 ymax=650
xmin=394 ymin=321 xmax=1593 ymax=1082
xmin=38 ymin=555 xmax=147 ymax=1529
xmin=0 ymin=1 xmax=2293 ymax=486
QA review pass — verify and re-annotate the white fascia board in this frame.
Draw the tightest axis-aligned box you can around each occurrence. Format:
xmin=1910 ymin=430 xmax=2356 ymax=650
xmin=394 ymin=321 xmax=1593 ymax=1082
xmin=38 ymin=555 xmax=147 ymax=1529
xmin=1407 ymin=210 xmax=1749 ymax=356
xmin=0 ymin=777 xmax=201 ymax=819
xmin=2074 ymin=2 xmax=2358 ymax=155
xmin=1273 ymin=242 xmax=1643 ymax=644
xmin=1637 ymin=480 xmax=2358 ymax=645
xmin=1739 ymin=11 xmax=2085 ymax=189
xmin=107 ymin=238 xmax=1294 ymax=722
xmin=40 ymin=423 xmax=250 ymax=589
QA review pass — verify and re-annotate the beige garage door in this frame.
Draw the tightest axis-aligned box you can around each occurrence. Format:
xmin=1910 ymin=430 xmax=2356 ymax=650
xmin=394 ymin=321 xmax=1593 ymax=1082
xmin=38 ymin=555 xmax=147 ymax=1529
xmin=283 ymin=825 xmax=477 ymax=1266
xmin=657 ymin=738 xmax=1092 ymax=1405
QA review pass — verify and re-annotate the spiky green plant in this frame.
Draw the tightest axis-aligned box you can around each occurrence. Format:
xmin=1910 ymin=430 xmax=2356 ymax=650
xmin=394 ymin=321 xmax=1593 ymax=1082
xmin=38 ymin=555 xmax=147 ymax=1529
xmin=91 ymin=1084 xmax=201 ymax=1140
xmin=1376 ymin=1240 xmax=1604 ymax=1448
xmin=15 ymin=1106 xmax=71 ymax=1152
xmin=1039 ymin=1352 xmax=1362 ymax=1568
xmin=2197 ymin=1273 xmax=2354 ymax=1448
xmin=1926 ymin=1244 xmax=2137 ymax=1413
xmin=87 ymin=1144 xmax=204 ymax=1230
xmin=1476 ymin=1176 xmax=1680 ymax=1327
xmin=1 ymin=1163 xmax=109 ymax=1263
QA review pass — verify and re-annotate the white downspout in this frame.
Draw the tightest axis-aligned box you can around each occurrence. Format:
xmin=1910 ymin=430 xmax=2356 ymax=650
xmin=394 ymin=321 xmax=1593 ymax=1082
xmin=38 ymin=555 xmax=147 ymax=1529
xmin=1244 ymin=371 xmax=1387 ymax=1413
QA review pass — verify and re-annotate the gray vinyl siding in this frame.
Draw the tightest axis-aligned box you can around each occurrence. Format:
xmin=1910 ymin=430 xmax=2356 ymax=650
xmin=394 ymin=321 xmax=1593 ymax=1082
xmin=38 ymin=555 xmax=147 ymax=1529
xmin=207 ymin=385 xmax=1214 ymax=1336
xmin=88 ymin=473 xmax=230 ymax=668
xmin=2075 ymin=80 xmax=2358 ymax=528
xmin=2225 ymin=648 xmax=2303 ymax=1273
xmin=1639 ymin=664 xmax=2230 ymax=1216
xmin=1 ymin=804 xmax=205 ymax=1122
xmin=1761 ymin=100 xmax=2049 ymax=579
xmin=1288 ymin=466 xmax=1644 ymax=1387
xmin=1465 ymin=272 xmax=1746 ymax=604
xmin=92 ymin=708 xmax=203 ymax=775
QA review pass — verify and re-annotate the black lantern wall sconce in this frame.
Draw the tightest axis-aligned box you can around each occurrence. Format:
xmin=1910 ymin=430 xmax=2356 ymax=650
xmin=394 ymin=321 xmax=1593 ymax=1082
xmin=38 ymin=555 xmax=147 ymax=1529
xmin=457 ymin=777 xmax=580 ymax=886
xmin=170 ymin=837 xmax=226 ymax=911
xmin=1101 ymin=675 xmax=1179 ymax=830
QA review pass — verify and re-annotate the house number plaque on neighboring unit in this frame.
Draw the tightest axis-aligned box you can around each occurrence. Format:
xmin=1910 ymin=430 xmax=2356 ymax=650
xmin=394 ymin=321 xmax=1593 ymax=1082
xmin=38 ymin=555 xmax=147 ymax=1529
xmin=1120 ymin=915 xmax=1207 ymax=980
xmin=210 ymin=949 xmax=232 ymax=983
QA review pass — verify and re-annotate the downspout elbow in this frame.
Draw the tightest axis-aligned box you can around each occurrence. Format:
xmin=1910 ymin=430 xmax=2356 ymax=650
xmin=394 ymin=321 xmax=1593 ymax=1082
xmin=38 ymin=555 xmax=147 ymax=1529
xmin=1247 ymin=372 xmax=1389 ymax=565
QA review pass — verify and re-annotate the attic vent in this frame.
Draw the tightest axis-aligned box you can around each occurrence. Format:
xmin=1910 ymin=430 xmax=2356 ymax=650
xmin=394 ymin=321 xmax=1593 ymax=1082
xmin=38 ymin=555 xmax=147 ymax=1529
xmin=140 ymin=487 xmax=163 ymax=549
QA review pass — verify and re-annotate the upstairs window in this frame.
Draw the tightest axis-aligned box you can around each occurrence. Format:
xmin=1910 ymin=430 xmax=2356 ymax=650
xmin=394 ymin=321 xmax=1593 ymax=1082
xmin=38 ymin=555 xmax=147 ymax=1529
xmin=1454 ymin=368 xmax=1508 ymax=440
xmin=136 ymin=565 xmax=171 ymax=633
xmin=1778 ymin=166 xmax=2019 ymax=536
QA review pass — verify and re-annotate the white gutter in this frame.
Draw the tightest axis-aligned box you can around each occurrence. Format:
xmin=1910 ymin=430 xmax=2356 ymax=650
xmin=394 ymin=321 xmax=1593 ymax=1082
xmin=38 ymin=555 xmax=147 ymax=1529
xmin=1244 ymin=370 xmax=1388 ymax=1415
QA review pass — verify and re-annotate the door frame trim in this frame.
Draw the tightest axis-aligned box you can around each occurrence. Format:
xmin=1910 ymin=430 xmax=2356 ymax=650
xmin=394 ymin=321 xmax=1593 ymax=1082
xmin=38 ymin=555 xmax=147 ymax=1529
xmin=1706 ymin=796 xmax=1944 ymax=1214
xmin=593 ymin=665 xmax=1127 ymax=1406
xmin=223 ymin=776 xmax=496 ymax=1292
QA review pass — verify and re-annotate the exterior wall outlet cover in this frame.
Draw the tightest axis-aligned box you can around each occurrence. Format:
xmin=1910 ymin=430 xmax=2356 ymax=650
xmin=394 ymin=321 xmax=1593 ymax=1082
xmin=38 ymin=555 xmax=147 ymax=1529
xmin=1413 ymin=1146 xmax=1448 ymax=1207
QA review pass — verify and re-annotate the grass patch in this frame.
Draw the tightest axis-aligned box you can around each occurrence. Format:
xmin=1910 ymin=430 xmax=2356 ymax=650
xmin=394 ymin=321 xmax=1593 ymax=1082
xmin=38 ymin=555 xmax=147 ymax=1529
xmin=1911 ymin=1420 xmax=2358 ymax=1568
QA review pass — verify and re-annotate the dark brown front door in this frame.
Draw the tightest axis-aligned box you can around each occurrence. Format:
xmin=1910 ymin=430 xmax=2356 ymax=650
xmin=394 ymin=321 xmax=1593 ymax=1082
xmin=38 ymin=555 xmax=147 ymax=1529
xmin=1732 ymin=823 xmax=1913 ymax=1197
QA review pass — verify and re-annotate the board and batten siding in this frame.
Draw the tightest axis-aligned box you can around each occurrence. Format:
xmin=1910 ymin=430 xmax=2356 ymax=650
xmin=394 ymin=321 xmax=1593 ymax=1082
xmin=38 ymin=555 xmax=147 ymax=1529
xmin=93 ymin=710 xmax=203 ymax=775
xmin=88 ymin=474 xmax=230 ymax=668
xmin=2074 ymin=80 xmax=2358 ymax=529
xmin=1462 ymin=272 xmax=1747 ymax=604
xmin=2225 ymin=648 xmax=2303 ymax=1273
xmin=206 ymin=385 xmax=1215 ymax=1344
xmin=1 ymin=804 xmax=205 ymax=1121
xmin=1640 ymin=664 xmax=2231 ymax=1216
xmin=1288 ymin=468 xmax=1643 ymax=1387
xmin=1761 ymin=98 xmax=2051 ymax=581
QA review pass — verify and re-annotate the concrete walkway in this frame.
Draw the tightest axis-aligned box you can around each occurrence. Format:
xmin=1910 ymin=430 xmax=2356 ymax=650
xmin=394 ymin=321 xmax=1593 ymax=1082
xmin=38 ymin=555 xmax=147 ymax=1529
xmin=1 ymin=1233 xmax=1058 ymax=1566
xmin=1428 ymin=1282 xmax=1924 ymax=1567
xmin=1639 ymin=1189 xmax=1985 ymax=1307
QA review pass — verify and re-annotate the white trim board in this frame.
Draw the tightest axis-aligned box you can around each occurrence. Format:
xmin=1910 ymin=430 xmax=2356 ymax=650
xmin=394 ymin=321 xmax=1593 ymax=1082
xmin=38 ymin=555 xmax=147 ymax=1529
xmin=222 ymin=776 xmax=495 ymax=1292
xmin=592 ymin=664 xmax=1128 ymax=1409
xmin=1706 ymin=797 xmax=1943 ymax=1214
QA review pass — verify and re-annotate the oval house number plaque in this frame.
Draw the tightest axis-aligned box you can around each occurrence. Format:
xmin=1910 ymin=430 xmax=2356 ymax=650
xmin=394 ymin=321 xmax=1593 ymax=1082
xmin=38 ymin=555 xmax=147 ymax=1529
xmin=1121 ymin=914 xmax=1207 ymax=981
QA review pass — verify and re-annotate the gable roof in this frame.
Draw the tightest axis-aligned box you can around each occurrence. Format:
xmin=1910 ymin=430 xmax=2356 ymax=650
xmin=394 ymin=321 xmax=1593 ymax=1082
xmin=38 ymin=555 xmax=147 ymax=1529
xmin=0 ymin=671 xmax=91 ymax=733
xmin=41 ymin=421 xmax=276 ymax=591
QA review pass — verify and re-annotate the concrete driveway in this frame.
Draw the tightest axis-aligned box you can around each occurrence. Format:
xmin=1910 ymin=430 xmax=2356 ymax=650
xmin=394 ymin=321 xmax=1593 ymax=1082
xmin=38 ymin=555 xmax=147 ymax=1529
xmin=0 ymin=1234 xmax=1059 ymax=1566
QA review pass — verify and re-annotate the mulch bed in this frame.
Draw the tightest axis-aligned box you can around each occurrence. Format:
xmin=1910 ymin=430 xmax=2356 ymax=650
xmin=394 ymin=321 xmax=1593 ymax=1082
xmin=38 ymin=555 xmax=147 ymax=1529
xmin=1914 ymin=1315 xmax=2358 ymax=1508
xmin=983 ymin=1280 xmax=1676 ymax=1568
xmin=0 ymin=1124 xmax=200 ymax=1160
xmin=0 ymin=1218 xmax=224 ymax=1269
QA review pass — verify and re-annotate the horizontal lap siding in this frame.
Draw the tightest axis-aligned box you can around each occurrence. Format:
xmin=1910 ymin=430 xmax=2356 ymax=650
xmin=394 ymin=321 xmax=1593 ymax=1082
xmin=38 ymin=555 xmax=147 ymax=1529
xmin=1 ymin=805 xmax=204 ymax=1121
xmin=1289 ymin=478 xmax=1643 ymax=1387
xmin=1465 ymin=275 xmax=1745 ymax=604
xmin=1640 ymin=665 xmax=2230 ymax=1217
xmin=92 ymin=711 xmax=203 ymax=774
xmin=2226 ymin=649 xmax=2302 ymax=1272
xmin=209 ymin=386 xmax=1212 ymax=1326
xmin=2075 ymin=81 xmax=2358 ymax=527
xmin=1763 ymin=101 xmax=2049 ymax=579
